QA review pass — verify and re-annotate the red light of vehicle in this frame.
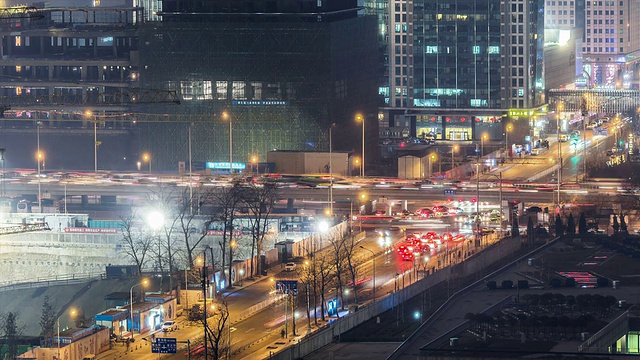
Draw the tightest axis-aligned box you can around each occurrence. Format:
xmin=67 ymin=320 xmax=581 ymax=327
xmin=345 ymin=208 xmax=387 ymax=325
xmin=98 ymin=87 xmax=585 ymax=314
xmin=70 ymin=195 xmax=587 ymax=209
xmin=471 ymin=198 xmax=477 ymax=203
xmin=447 ymin=197 xmax=452 ymax=202
xmin=458 ymin=198 xmax=464 ymax=202
xmin=400 ymin=142 xmax=406 ymax=148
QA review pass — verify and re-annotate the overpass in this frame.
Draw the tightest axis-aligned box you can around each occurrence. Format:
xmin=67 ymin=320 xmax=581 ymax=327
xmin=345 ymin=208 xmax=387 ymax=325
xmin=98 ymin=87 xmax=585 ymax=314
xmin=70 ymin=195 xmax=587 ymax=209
xmin=548 ymin=88 xmax=640 ymax=114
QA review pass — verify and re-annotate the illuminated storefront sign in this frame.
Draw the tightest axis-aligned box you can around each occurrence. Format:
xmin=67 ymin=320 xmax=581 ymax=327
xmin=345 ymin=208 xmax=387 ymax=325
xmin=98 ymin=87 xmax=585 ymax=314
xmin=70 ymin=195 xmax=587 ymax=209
xmin=206 ymin=162 xmax=247 ymax=170
xmin=508 ymin=109 xmax=534 ymax=117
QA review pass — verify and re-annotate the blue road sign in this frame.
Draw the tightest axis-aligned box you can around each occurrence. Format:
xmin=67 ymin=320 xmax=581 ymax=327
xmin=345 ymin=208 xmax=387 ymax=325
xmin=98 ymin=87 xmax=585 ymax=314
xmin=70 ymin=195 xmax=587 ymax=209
xmin=275 ymin=280 xmax=298 ymax=295
xmin=152 ymin=337 xmax=177 ymax=354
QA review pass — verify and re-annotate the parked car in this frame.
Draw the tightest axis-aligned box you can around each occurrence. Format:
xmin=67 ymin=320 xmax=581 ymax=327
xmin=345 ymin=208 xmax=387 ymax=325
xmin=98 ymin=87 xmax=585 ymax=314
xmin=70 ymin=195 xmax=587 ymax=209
xmin=284 ymin=262 xmax=297 ymax=272
xmin=162 ymin=320 xmax=178 ymax=332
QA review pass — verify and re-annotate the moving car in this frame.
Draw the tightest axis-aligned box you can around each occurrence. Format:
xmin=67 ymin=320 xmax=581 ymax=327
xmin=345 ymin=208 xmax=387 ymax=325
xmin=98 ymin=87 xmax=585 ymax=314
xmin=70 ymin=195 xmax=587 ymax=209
xmin=284 ymin=262 xmax=297 ymax=272
xmin=162 ymin=320 xmax=178 ymax=332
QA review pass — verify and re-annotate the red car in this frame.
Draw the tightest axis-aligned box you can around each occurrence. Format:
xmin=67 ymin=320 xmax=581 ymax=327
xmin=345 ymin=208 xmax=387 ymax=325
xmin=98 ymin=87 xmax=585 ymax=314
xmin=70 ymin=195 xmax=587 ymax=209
xmin=415 ymin=208 xmax=433 ymax=218
xmin=401 ymin=252 xmax=415 ymax=261
xmin=396 ymin=244 xmax=409 ymax=254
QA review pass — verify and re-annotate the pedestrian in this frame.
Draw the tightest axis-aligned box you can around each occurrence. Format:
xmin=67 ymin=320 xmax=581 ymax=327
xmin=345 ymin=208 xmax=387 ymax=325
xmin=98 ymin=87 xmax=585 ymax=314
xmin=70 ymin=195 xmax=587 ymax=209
xmin=281 ymin=329 xmax=286 ymax=338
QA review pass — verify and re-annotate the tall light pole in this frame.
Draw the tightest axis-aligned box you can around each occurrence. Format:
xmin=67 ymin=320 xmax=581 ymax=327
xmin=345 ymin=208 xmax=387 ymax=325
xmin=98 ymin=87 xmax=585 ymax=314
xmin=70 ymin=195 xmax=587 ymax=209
xmin=57 ymin=308 xmax=77 ymax=360
xmin=355 ymin=114 xmax=365 ymax=176
xmin=556 ymin=102 xmax=564 ymax=208
xmin=143 ymin=153 xmax=151 ymax=173
xmin=129 ymin=278 xmax=149 ymax=340
xmin=428 ymin=153 xmax=437 ymax=178
xmin=505 ymin=123 xmax=513 ymax=159
xmin=481 ymin=133 xmax=488 ymax=158
xmin=251 ymin=155 xmax=258 ymax=175
xmin=196 ymin=250 xmax=209 ymax=360
xmin=36 ymin=120 xmax=42 ymax=212
xmin=36 ymin=151 xmax=43 ymax=213
xmin=0 ymin=148 xmax=5 ymax=197
xmin=359 ymin=246 xmax=376 ymax=302
xmin=451 ymin=144 xmax=458 ymax=172
xmin=84 ymin=110 xmax=98 ymax=173
xmin=222 ymin=111 xmax=233 ymax=175
xmin=329 ymin=123 xmax=336 ymax=216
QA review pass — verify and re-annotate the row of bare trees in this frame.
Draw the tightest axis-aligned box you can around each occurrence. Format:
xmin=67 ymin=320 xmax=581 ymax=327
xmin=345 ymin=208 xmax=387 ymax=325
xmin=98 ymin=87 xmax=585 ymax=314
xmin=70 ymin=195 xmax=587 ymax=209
xmin=120 ymin=179 xmax=277 ymax=292
xmin=299 ymin=226 xmax=365 ymax=324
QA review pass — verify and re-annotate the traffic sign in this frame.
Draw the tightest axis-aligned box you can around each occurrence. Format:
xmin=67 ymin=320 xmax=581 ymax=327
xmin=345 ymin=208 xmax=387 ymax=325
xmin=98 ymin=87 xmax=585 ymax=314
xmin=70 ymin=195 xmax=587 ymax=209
xmin=152 ymin=337 xmax=177 ymax=354
xmin=275 ymin=280 xmax=298 ymax=295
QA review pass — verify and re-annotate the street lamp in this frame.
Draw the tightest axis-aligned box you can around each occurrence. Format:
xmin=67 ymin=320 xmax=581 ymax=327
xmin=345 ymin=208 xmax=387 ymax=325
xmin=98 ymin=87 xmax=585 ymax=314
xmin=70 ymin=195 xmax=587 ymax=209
xmin=142 ymin=153 xmax=151 ymax=173
xmin=129 ymin=278 xmax=149 ymax=339
xmin=57 ymin=308 xmax=77 ymax=360
xmin=428 ymin=153 xmax=437 ymax=179
xmin=481 ymin=133 xmax=488 ymax=158
xmin=36 ymin=150 xmax=44 ymax=212
xmin=222 ymin=111 xmax=233 ymax=175
xmin=251 ymin=155 xmax=258 ymax=175
xmin=451 ymin=144 xmax=458 ymax=172
xmin=84 ymin=110 xmax=98 ymax=173
xmin=556 ymin=102 xmax=564 ymax=209
xmin=355 ymin=113 xmax=365 ymax=177
xmin=353 ymin=157 xmax=361 ymax=177
xmin=505 ymin=123 xmax=513 ymax=159
xmin=359 ymin=246 xmax=376 ymax=303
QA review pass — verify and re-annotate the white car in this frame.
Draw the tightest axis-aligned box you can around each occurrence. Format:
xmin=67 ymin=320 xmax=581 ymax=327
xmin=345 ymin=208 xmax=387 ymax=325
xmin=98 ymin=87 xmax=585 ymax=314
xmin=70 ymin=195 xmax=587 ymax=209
xmin=161 ymin=320 xmax=178 ymax=332
xmin=284 ymin=262 xmax=297 ymax=272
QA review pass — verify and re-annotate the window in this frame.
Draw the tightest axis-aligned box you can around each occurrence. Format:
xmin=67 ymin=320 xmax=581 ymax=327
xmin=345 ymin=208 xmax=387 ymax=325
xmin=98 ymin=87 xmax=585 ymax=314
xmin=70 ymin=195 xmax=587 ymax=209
xmin=232 ymin=81 xmax=246 ymax=100
xmin=472 ymin=46 xmax=480 ymax=54
xmin=488 ymin=46 xmax=500 ymax=54
xmin=250 ymin=82 xmax=262 ymax=100
xmin=216 ymin=81 xmax=227 ymax=100
xmin=425 ymin=46 xmax=438 ymax=53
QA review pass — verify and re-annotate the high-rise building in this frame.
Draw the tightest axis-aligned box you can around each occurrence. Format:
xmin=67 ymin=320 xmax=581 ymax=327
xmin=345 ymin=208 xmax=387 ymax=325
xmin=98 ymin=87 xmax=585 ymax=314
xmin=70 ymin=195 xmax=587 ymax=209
xmin=375 ymin=0 xmax=545 ymax=155
xmin=580 ymin=0 xmax=640 ymax=88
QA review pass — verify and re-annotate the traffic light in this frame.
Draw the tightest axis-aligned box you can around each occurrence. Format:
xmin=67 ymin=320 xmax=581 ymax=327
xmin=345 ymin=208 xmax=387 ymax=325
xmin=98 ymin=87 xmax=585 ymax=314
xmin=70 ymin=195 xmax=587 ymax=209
xmin=619 ymin=140 xmax=624 ymax=147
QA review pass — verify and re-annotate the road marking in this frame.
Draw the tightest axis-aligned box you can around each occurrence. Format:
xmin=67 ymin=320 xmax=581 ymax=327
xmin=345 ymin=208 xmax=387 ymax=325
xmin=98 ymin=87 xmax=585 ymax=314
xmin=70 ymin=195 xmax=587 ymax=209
xmin=230 ymin=327 xmax=237 ymax=333
xmin=245 ymin=327 xmax=254 ymax=333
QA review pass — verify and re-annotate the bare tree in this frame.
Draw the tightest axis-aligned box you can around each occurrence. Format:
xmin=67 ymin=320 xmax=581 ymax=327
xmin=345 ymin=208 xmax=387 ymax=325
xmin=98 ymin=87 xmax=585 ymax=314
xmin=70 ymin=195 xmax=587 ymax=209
xmin=317 ymin=251 xmax=334 ymax=321
xmin=210 ymin=181 xmax=246 ymax=289
xmin=243 ymin=182 xmax=277 ymax=277
xmin=327 ymin=227 xmax=348 ymax=310
xmin=202 ymin=300 xmax=230 ymax=360
xmin=176 ymin=186 xmax=211 ymax=275
xmin=120 ymin=210 xmax=153 ymax=275
xmin=342 ymin=233 xmax=361 ymax=304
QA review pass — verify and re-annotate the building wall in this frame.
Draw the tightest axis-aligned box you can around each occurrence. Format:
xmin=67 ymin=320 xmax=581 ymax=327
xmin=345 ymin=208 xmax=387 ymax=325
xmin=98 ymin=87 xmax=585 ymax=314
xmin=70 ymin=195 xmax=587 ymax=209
xmin=397 ymin=155 xmax=427 ymax=179
xmin=303 ymin=152 xmax=349 ymax=175
xmin=544 ymin=31 xmax=579 ymax=89
xmin=267 ymin=152 xmax=306 ymax=174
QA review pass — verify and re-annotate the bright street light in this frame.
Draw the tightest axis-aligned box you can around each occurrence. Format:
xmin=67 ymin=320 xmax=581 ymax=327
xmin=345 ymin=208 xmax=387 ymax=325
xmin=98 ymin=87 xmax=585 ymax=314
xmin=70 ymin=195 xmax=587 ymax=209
xmin=142 ymin=153 xmax=151 ymax=173
xmin=129 ymin=278 xmax=149 ymax=339
xmin=57 ymin=308 xmax=77 ymax=360
xmin=355 ymin=113 xmax=365 ymax=176
xmin=146 ymin=210 xmax=164 ymax=230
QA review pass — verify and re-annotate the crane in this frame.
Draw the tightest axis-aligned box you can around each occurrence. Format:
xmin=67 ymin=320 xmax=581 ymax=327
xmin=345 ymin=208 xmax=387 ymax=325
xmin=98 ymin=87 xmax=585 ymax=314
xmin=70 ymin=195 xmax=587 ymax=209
xmin=0 ymin=6 xmax=44 ymax=21
xmin=0 ymin=88 xmax=181 ymax=115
